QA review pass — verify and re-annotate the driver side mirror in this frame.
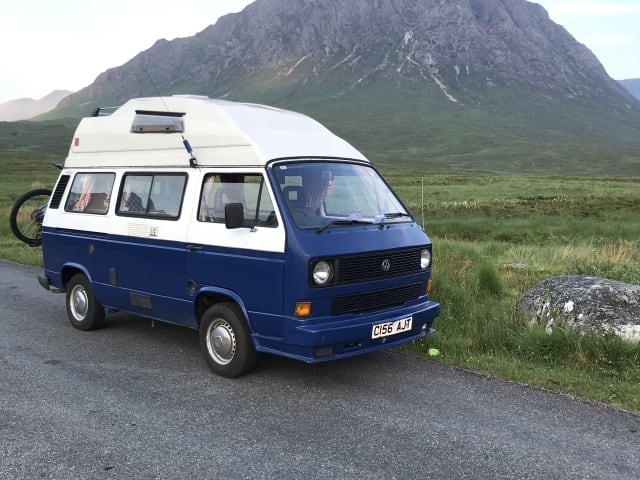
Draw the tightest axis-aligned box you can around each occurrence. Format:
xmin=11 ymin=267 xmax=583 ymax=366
xmin=225 ymin=202 xmax=244 ymax=229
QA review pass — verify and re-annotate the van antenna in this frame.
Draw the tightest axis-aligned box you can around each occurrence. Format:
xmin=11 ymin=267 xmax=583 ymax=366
xmin=421 ymin=176 xmax=425 ymax=232
xmin=144 ymin=69 xmax=198 ymax=168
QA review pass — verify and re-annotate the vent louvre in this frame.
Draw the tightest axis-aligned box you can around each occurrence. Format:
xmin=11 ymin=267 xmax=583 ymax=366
xmin=131 ymin=113 xmax=185 ymax=133
xmin=129 ymin=292 xmax=153 ymax=309
xmin=49 ymin=175 xmax=70 ymax=209
xmin=335 ymin=247 xmax=425 ymax=285
xmin=332 ymin=283 xmax=422 ymax=315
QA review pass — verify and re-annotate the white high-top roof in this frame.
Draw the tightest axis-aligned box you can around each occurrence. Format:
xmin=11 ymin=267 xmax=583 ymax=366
xmin=64 ymin=95 xmax=368 ymax=168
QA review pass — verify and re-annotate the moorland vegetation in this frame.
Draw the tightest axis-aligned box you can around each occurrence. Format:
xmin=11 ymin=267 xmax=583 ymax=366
xmin=1 ymin=121 xmax=639 ymax=411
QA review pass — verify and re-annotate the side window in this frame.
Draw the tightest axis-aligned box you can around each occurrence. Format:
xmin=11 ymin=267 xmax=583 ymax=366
xmin=256 ymin=180 xmax=277 ymax=227
xmin=198 ymin=173 xmax=278 ymax=228
xmin=64 ymin=172 xmax=115 ymax=214
xmin=117 ymin=173 xmax=187 ymax=219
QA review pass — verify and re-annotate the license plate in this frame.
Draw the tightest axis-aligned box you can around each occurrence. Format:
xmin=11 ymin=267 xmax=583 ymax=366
xmin=371 ymin=317 xmax=413 ymax=339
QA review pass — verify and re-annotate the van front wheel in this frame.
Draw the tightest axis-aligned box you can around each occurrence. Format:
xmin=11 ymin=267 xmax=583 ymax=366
xmin=199 ymin=303 xmax=257 ymax=378
xmin=66 ymin=273 xmax=105 ymax=331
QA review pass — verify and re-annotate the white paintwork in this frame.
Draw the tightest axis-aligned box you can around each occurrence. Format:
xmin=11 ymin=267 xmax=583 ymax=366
xmin=44 ymin=97 xmax=371 ymax=254
xmin=44 ymin=168 xmax=287 ymax=253
xmin=65 ymin=96 xmax=367 ymax=169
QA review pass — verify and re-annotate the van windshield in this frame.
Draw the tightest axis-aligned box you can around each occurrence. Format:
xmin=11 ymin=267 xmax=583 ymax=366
xmin=272 ymin=161 xmax=412 ymax=230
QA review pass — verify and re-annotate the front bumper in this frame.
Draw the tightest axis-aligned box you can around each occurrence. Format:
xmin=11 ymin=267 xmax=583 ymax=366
xmin=253 ymin=299 xmax=440 ymax=363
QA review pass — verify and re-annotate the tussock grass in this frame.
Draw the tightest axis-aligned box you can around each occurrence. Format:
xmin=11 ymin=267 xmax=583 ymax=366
xmin=391 ymin=171 xmax=640 ymax=411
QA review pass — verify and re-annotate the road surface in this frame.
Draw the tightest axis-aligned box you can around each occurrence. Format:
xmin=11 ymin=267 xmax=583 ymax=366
xmin=1 ymin=260 xmax=639 ymax=479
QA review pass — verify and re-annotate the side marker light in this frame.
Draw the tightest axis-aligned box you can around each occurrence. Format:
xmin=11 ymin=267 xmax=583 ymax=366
xmin=295 ymin=301 xmax=311 ymax=317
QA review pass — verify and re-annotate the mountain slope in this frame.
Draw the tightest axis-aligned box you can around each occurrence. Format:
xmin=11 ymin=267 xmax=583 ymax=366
xmin=0 ymin=90 xmax=72 ymax=121
xmin=44 ymin=0 xmax=640 ymax=174
xmin=621 ymin=79 xmax=640 ymax=101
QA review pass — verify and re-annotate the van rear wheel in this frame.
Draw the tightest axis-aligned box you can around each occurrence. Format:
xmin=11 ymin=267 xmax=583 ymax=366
xmin=199 ymin=303 xmax=257 ymax=378
xmin=66 ymin=273 xmax=105 ymax=331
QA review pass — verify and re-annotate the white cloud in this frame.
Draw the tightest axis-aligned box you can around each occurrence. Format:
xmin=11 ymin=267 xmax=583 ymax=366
xmin=544 ymin=1 xmax=640 ymax=17
xmin=0 ymin=0 xmax=253 ymax=103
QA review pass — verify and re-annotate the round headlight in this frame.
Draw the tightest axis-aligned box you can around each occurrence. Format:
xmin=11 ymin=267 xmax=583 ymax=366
xmin=420 ymin=249 xmax=432 ymax=269
xmin=312 ymin=260 xmax=333 ymax=285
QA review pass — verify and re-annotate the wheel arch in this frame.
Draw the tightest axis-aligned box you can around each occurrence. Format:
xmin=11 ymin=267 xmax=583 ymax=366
xmin=194 ymin=287 xmax=254 ymax=333
xmin=60 ymin=263 xmax=92 ymax=287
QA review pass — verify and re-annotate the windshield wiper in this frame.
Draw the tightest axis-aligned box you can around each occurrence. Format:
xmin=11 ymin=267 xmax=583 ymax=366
xmin=383 ymin=212 xmax=412 ymax=219
xmin=374 ymin=212 xmax=413 ymax=229
xmin=316 ymin=219 xmax=373 ymax=233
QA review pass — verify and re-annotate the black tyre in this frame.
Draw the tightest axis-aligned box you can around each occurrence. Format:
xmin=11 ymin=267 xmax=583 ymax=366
xmin=199 ymin=302 xmax=257 ymax=378
xmin=9 ymin=188 xmax=52 ymax=246
xmin=65 ymin=273 xmax=105 ymax=331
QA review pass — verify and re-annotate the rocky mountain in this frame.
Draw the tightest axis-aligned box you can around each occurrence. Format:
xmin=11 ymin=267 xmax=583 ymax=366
xmin=43 ymin=0 xmax=640 ymax=174
xmin=621 ymin=79 xmax=640 ymax=101
xmin=0 ymin=90 xmax=72 ymax=121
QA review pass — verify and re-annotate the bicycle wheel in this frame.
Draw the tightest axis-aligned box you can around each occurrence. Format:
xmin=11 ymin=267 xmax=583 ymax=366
xmin=9 ymin=188 xmax=52 ymax=246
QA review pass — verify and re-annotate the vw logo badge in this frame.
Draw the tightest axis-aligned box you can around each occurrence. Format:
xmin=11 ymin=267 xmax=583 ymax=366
xmin=382 ymin=259 xmax=391 ymax=272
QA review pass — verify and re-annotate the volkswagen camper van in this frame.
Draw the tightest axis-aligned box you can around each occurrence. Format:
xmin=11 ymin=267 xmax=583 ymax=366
xmin=38 ymin=95 xmax=440 ymax=377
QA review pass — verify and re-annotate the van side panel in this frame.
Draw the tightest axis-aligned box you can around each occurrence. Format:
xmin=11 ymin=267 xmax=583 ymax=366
xmin=42 ymin=228 xmax=195 ymax=326
xmin=187 ymin=246 xmax=285 ymax=337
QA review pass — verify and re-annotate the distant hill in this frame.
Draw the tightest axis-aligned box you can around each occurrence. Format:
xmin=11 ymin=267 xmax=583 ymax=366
xmin=0 ymin=90 xmax=73 ymax=121
xmin=620 ymin=79 xmax=640 ymax=101
xmin=36 ymin=0 xmax=640 ymax=174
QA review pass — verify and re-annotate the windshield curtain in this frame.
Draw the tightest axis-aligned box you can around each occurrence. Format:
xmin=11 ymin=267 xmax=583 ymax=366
xmin=272 ymin=161 xmax=411 ymax=229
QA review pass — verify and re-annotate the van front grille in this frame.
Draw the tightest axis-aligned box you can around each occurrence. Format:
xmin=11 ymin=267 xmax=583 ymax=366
xmin=335 ymin=247 xmax=425 ymax=285
xmin=331 ymin=283 xmax=422 ymax=315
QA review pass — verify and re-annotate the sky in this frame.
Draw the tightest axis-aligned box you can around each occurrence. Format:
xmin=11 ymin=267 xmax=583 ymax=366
xmin=536 ymin=0 xmax=640 ymax=80
xmin=1 ymin=0 xmax=639 ymax=105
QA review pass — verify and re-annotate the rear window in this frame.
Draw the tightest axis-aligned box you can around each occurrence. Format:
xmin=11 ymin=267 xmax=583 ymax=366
xmin=117 ymin=173 xmax=187 ymax=219
xmin=64 ymin=172 xmax=115 ymax=214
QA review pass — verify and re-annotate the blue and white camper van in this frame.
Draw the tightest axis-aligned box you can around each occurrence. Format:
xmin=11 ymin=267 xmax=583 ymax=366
xmin=38 ymin=95 xmax=440 ymax=377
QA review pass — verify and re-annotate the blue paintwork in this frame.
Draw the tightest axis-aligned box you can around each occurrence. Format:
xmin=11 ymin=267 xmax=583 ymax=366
xmin=41 ymin=163 xmax=440 ymax=365
xmin=258 ymin=164 xmax=439 ymax=362
xmin=42 ymin=227 xmax=195 ymax=326
xmin=272 ymin=216 xmax=438 ymax=361
xmin=187 ymin=245 xmax=286 ymax=337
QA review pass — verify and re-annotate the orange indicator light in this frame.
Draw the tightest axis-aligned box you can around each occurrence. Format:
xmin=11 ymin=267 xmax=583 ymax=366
xmin=295 ymin=301 xmax=312 ymax=317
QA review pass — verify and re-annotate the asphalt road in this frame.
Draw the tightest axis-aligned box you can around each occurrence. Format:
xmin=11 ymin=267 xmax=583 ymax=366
xmin=1 ymin=259 xmax=639 ymax=480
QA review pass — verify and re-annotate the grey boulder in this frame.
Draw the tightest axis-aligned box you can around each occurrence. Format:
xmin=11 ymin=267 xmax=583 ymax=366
xmin=517 ymin=275 xmax=640 ymax=341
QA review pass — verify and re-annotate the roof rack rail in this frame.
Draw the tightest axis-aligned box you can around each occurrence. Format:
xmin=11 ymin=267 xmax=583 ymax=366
xmin=91 ymin=106 xmax=120 ymax=117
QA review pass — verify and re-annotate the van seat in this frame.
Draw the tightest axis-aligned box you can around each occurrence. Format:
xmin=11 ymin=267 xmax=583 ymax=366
xmin=283 ymin=185 xmax=305 ymax=208
xmin=213 ymin=185 xmax=243 ymax=218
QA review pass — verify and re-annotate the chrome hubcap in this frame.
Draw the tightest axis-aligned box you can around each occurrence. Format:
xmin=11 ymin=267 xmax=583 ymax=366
xmin=207 ymin=319 xmax=236 ymax=365
xmin=70 ymin=286 xmax=88 ymax=321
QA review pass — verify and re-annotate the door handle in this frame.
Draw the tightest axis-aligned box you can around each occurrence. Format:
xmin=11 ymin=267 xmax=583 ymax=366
xmin=187 ymin=244 xmax=203 ymax=251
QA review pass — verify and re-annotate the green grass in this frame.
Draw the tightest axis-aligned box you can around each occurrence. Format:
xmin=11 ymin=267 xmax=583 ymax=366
xmin=0 ymin=154 xmax=61 ymax=266
xmin=385 ymin=170 xmax=640 ymax=412
xmin=2 ymin=149 xmax=640 ymax=411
